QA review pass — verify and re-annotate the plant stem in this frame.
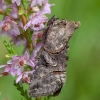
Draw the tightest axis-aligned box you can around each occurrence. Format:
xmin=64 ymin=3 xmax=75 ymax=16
xmin=14 ymin=81 xmax=32 ymax=100
xmin=21 ymin=15 xmax=27 ymax=26
xmin=20 ymin=14 xmax=33 ymax=54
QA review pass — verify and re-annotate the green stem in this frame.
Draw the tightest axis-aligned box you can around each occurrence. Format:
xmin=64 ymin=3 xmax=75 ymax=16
xmin=47 ymin=96 xmax=52 ymax=100
xmin=36 ymin=97 xmax=42 ymax=100
xmin=14 ymin=81 xmax=32 ymax=100
xmin=20 ymin=14 xmax=33 ymax=54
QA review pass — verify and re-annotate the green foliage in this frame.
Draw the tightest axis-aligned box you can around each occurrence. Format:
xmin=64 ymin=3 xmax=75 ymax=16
xmin=45 ymin=96 xmax=52 ymax=100
xmin=14 ymin=81 xmax=32 ymax=100
xmin=22 ymin=0 xmax=28 ymax=10
xmin=3 ymin=40 xmax=16 ymax=55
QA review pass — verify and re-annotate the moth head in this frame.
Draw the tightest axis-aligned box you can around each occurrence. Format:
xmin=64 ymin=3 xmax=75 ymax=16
xmin=65 ymin=21 xmax=80 ymax=39
xmin=43 ymin=17 xmax=80 ymax=53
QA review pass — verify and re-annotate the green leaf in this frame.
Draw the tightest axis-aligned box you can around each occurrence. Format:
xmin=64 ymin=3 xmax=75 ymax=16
xmin=14 ymin=81 xmax=32 ymax=100
xmin=26 ymin=30 xmax=32 ymax=43
xmin=3 ymin=40 xmax=16 ymax=55
xmin=5 ymin=0 xmax=11 ymax=4
xmin=21 ymin=97 xmax=27 ymax=100
xmin=44 ymin=96 xmax=53 ymax=100
xmin=22 ymin=0 xmax=28 ymax=10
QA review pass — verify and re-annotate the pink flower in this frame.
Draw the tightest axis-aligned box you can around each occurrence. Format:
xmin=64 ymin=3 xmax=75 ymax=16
xmin=16 ymin=71 xmax=34 ymax=83
xmin=0 ymin=16 xmax=20 ymax=36
xmin=0 ymin=64 xmax=11 ymax=76
xmin=0 ymin=64 xmax=17 ymax=77
xmin=36 ymin=0 xmax=54 ymax=15
xmin=31 ymin=0 xmax=44 ymax=7
xmin=11 ymin=0 xmax=21 ymax=6
xmin=10 ymin=3 xmax=18 ymax=19
xmin=24 ymin=15 xmax=47 ymax=31
xmin=0 ymin=0 xmax=7 ymax=10
xmin=24 ymin=0 xmax=54 ymax=31
xmin=0 ymin=52 xmax=35 ymax=79
xmin=10 ymin=52 xmax=35 ymax=71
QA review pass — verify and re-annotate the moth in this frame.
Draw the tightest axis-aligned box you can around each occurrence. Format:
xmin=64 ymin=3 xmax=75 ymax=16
xmin=29 ymin=16 xmax=80 ymax=97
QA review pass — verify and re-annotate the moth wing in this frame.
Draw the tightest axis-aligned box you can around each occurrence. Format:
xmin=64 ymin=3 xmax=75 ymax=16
xmin=29 ymin=72 xmax=66 ymax=97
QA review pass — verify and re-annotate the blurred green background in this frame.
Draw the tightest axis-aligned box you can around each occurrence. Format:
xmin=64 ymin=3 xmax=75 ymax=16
xmin=0 ymin=0 xmax=100 ymax=100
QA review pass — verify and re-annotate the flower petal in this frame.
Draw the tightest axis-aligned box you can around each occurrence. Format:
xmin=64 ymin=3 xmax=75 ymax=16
xmin=24 ymin=15 xmax=47 ymax=31
xmin=4 ymin=65 xmax=11 ymax=72
xmin=16 ymin=74 xmax=22 ymax=83
xmin=31 ymin=0 xmax=44 ymax=7
xmin=16 ymin=67 xmax=24 ymax=75
xmin=0 ymin=65 xmax=6 ymax=68
xmin=12 ymin=0 xmax=21 ymax=6
xmin=26 ymin=60 xmax=36 ymax=68
xmin=23 ymin=52 xmax=29 ymax=60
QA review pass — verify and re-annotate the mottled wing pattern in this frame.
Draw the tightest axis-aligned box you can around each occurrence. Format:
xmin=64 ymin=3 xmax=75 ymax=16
xmin=29 ymin=16 xmax=80 ymax=97
xmin=29 ymin=69 xmax=66 ymax=97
